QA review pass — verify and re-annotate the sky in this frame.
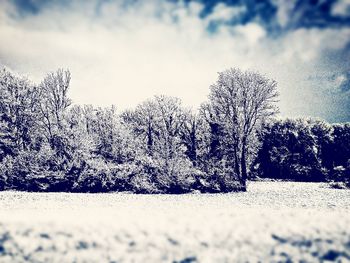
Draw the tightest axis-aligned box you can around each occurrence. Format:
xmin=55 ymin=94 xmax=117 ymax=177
xmin=0 ymin=0 xmax=349 ymax=122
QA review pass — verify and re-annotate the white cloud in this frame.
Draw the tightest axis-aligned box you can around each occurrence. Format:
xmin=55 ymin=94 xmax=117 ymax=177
xmin=279 ymin=28 xmax=350 ymax=62
xmin=273 ymin=0 xmax=294 ymax=27
xmin=233 ymin=23 xmax=266 ymax=46
xmin=332 ymin=0 xmax=350 ymax=17
xmin=0 ymin=0 xmax=348 ymax=121
xmin=335 ymin=74 xmax=347 ymax=87
xmin=205 ymin=3 xmax=245 ymax=22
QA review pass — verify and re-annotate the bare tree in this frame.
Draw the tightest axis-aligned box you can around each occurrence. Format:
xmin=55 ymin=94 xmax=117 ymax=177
xmin=179 ymin=110 xmax=198 ymax=165
xmin=123 ymin=96 xmax=186 ymax=156
xmin=202 ymin=68 xmax=279 ymax=188
xmin=121 ymin=100 xmax=158 ymax=155
xmin=153 ymin=96 xmax=187 ymax=161
xmin=38 ymin=69 xmax=71 ymax=141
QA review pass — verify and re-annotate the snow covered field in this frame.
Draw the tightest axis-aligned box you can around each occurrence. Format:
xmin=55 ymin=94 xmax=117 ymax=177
xmin=0 ymin=181 xmax=349 ymax=262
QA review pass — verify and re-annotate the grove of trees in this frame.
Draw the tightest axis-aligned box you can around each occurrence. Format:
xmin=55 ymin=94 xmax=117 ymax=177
xmin=253 ymin=119 xmax=350 ymax=186
xmin=0 ymin=67 xmax=349 ymax=193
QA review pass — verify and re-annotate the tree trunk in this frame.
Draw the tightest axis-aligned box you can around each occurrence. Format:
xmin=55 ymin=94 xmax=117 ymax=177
xmin=233 ymin=144 xmax=240 ymax=177
xmin=190 ymin=124 xmax=197 ymax=166
xmin=147 ymin=121 xmax=153 ymax=155
xmin=240 ymin=139 xmax=248 ymax=190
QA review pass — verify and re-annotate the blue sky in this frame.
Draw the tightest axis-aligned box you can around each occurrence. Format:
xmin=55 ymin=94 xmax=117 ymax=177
xmin=1 ymin=0 xmax=349 ymax=122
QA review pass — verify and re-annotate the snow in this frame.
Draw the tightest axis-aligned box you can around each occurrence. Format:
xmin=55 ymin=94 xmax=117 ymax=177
xmin=0 ymin=181 xmax=349 ymax=262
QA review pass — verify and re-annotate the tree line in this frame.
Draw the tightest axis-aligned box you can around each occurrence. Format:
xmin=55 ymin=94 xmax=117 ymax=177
xmin=0 ymin=67 xmax=348 ymax=193
xmin=254 ymin=119 xmax=350 ymax=186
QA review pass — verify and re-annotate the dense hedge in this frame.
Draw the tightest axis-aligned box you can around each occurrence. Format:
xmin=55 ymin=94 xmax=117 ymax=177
xmin=252 ymin=119 xmax=350 ymax=186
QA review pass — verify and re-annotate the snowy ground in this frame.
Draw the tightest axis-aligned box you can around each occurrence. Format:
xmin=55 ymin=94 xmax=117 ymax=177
xmin=0 ymin=181 xmax=350 ymax=262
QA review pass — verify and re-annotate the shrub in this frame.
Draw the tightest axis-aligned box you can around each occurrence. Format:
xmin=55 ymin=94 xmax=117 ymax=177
xmin=73 ymin=158 xmax=113 ymax=192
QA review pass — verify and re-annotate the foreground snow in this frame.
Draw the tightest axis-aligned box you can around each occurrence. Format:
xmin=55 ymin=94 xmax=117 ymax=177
xmin=0 ymin=182 xmax=349 ymax=262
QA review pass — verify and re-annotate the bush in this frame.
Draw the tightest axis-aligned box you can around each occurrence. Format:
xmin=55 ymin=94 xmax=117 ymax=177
xmin=130 ymin=173 xmax=160 ymax=194
xmin=73 ymin=158 xmax=114 ymax=192
xmin=198 ymin=159 xmax=246 ymax=193
xmin=328 ymin=165 xmax=350 ymax=188
xmin=152 ymin=157 xmax=197 ymax=193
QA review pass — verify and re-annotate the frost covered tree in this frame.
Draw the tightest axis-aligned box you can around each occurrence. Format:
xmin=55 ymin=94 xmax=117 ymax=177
xmin=254 ymin=119 xmax=350 ymax=184
xmin=330 ymin=123 xmax=350 ymax=185
xmin=122 ymin=96 xmax=187 ymax=159
xmin=38 ymin=69 xmax=71 ymax=142
xmin=179 ymin=110 xmax=199 ymax=166
xmin=121 ymin=99 xmax=158 ymax=156
xmin=254 ymin=119 xmax=327 ymax=182
xmin=0 ymin=68 xmax=41 ymax=158
xmin=202 ymin=68 xmax=279 ymax=189
xmin=122 ymin=95 xmax=198 ymax=193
